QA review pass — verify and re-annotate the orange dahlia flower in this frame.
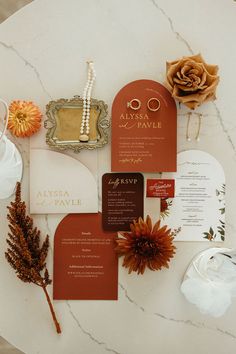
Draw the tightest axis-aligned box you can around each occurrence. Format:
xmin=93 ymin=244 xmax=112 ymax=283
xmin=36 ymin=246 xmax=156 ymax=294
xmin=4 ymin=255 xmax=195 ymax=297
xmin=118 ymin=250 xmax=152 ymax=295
xmin=8 ymin=100 xmax=42 ymax=137
xmin=115 ymin=216 xmax=176 ymax=274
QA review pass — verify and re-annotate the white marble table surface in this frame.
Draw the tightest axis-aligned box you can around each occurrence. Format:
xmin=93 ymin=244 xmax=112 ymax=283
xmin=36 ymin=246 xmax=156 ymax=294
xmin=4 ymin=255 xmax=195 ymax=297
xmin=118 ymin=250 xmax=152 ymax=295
xmin=0 ymin=0 xmax=236 ymax=353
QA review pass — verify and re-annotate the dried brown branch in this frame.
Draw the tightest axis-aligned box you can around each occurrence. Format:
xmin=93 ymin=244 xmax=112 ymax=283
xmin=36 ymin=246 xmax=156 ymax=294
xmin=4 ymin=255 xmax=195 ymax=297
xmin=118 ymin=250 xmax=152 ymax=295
xmin=5 ymin=182 xmax=61 ymax=334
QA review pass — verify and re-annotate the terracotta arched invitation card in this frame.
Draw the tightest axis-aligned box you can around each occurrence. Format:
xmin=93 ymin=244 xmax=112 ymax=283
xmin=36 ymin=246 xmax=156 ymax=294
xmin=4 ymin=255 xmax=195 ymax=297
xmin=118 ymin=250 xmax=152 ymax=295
xmin=112 ymin=80 xmax=177 ymax=172
xmin=53 ymin=213 xmax=118 ymax=300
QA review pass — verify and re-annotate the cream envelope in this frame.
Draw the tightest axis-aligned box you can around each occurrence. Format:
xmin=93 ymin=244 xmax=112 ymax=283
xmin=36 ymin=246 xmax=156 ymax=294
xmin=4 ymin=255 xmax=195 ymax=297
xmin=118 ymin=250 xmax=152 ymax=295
xmin=30 ymin=149 xmax=98 ymax=214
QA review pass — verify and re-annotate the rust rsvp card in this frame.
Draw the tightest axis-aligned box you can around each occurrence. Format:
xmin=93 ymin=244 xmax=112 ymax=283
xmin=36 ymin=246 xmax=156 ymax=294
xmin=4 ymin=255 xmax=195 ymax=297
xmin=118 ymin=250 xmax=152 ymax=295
xmin=102 ymin=173 xmax=144 ymax=231
xmin=53 ymin=213 xmax=118 ymax=300
xmin=111 ymin=79 xmax=177 ymax=172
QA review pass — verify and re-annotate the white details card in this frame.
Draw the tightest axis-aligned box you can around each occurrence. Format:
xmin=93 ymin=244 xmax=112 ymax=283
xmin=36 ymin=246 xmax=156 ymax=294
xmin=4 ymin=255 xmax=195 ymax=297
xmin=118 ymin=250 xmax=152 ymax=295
xmin=162 ymin=150 xmax=225 ymax=241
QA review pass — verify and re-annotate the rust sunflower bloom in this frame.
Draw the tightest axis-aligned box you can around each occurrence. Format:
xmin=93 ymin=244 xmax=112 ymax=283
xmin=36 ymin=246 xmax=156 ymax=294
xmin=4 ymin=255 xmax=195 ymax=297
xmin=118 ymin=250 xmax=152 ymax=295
xmin=8 ymin=100 xmax=42 ymax=137
xmin=115 ymin=216 xmax=176 ymax=274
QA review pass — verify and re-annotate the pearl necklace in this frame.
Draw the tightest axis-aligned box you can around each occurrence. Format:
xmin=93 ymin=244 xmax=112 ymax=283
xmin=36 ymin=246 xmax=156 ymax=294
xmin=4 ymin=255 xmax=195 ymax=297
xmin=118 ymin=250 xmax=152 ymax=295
xmin=79 ymin=61 xmax=96 ymax=142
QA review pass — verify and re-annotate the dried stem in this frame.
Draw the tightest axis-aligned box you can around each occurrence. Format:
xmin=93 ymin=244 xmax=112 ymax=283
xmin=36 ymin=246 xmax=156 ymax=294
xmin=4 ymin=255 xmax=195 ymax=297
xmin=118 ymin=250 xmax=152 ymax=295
xmin=42 ymin=285 xmax=61 ymax=334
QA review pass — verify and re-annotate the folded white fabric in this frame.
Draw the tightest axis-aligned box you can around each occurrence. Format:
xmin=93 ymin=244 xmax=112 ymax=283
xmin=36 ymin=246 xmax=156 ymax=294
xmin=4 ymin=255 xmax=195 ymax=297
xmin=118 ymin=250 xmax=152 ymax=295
xmin=181 ymin=248 xmax=236 ymax=317
xmin=0 ymin=134 xmax=23 ymax=199
xmin=0 ymin=98 xmax=23 ymax=199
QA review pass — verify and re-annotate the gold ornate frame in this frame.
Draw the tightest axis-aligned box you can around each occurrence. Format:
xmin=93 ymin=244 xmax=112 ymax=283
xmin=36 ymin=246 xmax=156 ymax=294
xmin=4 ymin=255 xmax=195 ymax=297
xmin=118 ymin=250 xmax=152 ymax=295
xmin=44 ymin=96 xmax=109 ymax=152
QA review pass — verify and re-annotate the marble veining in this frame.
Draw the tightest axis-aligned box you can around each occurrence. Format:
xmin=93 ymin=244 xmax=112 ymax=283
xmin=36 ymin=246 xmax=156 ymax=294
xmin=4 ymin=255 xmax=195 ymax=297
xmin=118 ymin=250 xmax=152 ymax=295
xmin=212 ymin=101 xmax=236 ymax=154
xmin=151 ymin=0 xmax=236 ymax=157
xmin=0 ymin=39 xmax=52 ymax=99
xmin=151 ymin=0 xmax=194 ymax=54
xmin=66 ymin=302 xmax=122 ymax=354
xmin=119 ymin=282 xmax=236 ymax=340
xmin=0 ymin=1 xmax=236 ymax=353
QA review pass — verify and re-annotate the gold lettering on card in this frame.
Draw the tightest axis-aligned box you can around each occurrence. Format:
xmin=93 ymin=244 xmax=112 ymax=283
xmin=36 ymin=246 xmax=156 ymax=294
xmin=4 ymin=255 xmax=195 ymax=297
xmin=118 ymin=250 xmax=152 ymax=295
xmin=36 ymin=190 xmax=81 ymax=207
xmin=118 ymin=113 xmax=161 ymax=129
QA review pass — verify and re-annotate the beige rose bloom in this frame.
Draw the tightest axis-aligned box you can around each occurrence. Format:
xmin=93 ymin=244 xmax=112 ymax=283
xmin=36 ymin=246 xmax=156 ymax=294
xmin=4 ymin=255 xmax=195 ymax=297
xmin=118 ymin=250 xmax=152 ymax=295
xmin=166 ymin=54 xmax=219 ymax=109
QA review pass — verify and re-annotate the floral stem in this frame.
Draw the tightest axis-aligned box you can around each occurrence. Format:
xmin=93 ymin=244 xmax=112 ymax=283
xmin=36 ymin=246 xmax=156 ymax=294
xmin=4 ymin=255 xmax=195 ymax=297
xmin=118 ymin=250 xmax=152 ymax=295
xmin=42 ymin=285 xmax=61 ymax=334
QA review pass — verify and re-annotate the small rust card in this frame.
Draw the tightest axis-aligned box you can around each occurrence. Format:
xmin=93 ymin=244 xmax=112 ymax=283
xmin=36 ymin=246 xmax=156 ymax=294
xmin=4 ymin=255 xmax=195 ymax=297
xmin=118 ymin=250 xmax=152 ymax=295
xmin=146 ymin=179 xmax=175 ymax=198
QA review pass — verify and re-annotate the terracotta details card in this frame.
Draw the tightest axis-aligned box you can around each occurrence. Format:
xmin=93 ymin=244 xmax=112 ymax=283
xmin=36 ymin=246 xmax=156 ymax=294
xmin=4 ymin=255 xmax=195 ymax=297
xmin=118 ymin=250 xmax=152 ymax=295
xmin=146 ymin=179 xmax=175 ymax=198
xmin=53 ymin=213 xmax=118 ymax=300
xmin=102 ymin=173 xmax=144 ymax=231
xmin=111 ymin=80 xmax=177 ymax=172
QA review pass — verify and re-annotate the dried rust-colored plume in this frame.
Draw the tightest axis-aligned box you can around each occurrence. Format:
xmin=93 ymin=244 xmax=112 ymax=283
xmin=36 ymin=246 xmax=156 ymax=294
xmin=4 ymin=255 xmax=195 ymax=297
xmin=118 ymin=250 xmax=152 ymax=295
xmin=5 ymin=182 xmax=61 ymax=334
xmin=115 ymin=215 xmax=177 ymax=275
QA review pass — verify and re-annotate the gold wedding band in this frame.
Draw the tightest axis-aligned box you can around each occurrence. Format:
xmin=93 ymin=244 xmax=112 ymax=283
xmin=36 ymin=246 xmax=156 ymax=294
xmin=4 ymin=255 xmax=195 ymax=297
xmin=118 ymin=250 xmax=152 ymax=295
xmin=127 ymin=98 xmax=141 ymax=110
xmin=147 ymin=98 xmax=161 ymax=111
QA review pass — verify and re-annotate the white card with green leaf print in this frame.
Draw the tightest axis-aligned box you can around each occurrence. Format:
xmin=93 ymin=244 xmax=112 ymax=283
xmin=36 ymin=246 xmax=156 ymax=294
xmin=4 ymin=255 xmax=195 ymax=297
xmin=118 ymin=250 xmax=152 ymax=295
xmin=162 ymin=150 xmax=225 ymax=242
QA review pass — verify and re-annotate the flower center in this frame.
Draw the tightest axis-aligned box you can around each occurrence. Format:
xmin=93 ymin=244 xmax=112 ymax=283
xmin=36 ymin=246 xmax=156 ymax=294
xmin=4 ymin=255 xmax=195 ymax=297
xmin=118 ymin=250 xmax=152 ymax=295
xmin=16 ymin=112 xmax=27 ymax=122
xmin=134 ymin=236 xmax=157 ymax=258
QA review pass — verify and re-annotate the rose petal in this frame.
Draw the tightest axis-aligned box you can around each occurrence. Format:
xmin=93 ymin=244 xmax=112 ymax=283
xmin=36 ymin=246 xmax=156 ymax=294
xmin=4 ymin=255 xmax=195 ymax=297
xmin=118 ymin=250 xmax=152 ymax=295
xmin=199 ymin=71 xmax=207 ymax=87
xmin=173 ymin=77 xmax=190 ymax=86
xmin=166 ymin=61 xmax=185 ymax=86
xmin=201 ymin=76 xmax=220 ymax=94
xmin=205 ymin=73 xmax=219 ymax=86
xmin=175 ymin=84 xmax=199 ymax=92
xmin=187 ymin=53 xmax=205 ymax=64
xmin=204 ymin=63 xmax=219 ymax=76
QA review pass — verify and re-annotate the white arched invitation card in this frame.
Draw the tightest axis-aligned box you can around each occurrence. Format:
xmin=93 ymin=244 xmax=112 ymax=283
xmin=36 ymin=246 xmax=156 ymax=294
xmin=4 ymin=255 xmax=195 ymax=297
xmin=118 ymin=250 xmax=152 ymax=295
xmin=162 ymin=150 xmax=225 ymax=242
xmin=30 ymin=149 xmax=98 ymax=214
